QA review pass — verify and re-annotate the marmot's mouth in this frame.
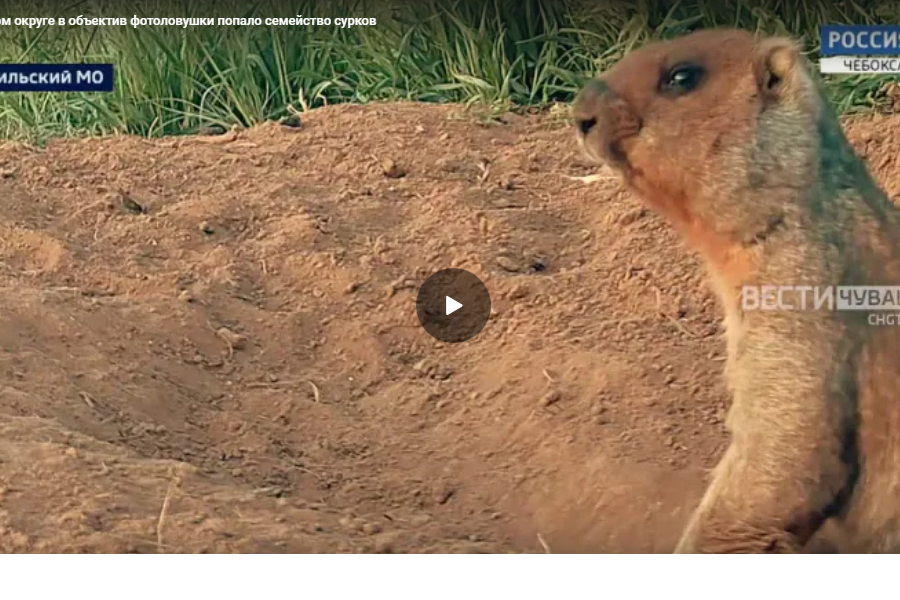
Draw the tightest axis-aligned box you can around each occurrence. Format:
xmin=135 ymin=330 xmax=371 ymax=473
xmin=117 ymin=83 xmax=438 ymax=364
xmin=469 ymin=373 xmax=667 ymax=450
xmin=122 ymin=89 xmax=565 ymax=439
xmin=575 ymin=133 xmax=604 ymax=166
xmin=577 ymin=132 xmax=633 ymax=174
xmin=582 ymin=123 xmax=641 ymax=175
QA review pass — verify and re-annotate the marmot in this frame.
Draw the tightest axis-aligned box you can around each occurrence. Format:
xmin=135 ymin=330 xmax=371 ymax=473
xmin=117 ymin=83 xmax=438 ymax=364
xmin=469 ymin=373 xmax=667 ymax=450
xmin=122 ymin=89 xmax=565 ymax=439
xmin=572 ymin=28 xmax=900 ymax=553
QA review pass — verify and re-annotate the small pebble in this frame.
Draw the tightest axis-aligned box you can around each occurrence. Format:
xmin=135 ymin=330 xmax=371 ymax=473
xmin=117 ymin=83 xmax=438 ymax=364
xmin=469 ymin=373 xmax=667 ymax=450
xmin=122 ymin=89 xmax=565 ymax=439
xmin=495 ymin=256 xmax=522 ymax=273
xmin=199 ymin=124 xmax=227 ymax=136
xmin=433 ymin=484 xmax=455 ymax=505
xmin=498 ymin=176 xmax=516 ymax=190
xmin=361 ymin=523 xmax=382 ymax=535
xmin=506 ymin=284 xmax=528 ymax=300
xmin=279 ymin=114 xmax=302 ymax=128
xmin=382 ymin=159 xmax=406 ymax=179
xmin=216 ymin=327 xmax=247 ymax=350
xmin=374 ymin=533 xmax=399 ymax=553
xmin=539 ymin=390 xmax=561 ymax=407
xmin=408 ymin=513 xmax=433 ymax=527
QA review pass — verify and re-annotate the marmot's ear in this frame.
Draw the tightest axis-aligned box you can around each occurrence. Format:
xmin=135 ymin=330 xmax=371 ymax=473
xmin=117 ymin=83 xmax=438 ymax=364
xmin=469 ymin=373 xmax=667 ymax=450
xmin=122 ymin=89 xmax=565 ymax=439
xmin=754 ymin=36 xmax=802 ymax=102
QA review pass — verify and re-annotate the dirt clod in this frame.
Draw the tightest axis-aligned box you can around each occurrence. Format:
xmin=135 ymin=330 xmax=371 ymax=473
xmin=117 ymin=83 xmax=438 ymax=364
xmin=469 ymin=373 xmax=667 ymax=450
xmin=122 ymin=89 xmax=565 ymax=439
xmin=381 ymin=158 xmax=406 ymax=179
xmin=279 ymin=114 xmax=302 ymax=129
xmin=199 ymin=124 xmax=228 ymax=136
xmin=361 ymin=522 xmax=382 ymax=535
xmin=539 ymin=390 xmax=561 ymax=407
xmin=119 ymin=193 xmax=145 ymax=214
xmin=216 ymin=326 xmax=247 ymax=351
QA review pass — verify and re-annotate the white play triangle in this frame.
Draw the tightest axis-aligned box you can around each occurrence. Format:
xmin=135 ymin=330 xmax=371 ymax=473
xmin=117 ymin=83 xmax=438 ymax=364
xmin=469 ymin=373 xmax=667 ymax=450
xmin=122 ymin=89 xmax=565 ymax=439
xmin=446 ymin=296 xmax=462 ymax=315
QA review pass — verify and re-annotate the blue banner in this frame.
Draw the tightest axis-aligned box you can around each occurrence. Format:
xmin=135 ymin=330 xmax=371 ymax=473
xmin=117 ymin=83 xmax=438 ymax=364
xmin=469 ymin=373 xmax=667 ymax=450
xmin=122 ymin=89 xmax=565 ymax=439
xmin=820 ymin=25 xmax=900 ymax=56
xmin=0 ymin=64 xmax=114 ymax=92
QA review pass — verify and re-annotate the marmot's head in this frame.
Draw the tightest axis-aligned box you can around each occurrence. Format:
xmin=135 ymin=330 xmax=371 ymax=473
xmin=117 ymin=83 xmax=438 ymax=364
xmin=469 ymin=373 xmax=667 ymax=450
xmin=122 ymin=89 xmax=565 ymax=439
xmin=572 ymin=28 xmax=826 ymax=237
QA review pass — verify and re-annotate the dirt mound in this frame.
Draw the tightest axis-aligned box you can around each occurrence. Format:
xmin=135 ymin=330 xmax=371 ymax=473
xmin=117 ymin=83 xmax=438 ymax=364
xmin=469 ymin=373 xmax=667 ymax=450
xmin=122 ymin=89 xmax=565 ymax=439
xmin=0 ymin=103 xmax=897 ymax=553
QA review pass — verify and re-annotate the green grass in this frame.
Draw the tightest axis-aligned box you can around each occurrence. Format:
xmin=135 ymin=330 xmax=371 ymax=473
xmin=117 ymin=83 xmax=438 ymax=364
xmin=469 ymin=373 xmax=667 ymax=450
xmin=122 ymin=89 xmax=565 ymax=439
xmin=0 ymin=0 xmax=899 ymax=141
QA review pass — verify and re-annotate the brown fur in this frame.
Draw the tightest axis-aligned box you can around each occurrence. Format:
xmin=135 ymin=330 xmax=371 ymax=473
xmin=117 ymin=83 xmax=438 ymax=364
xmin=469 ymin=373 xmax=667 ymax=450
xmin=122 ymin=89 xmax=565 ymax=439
xmin=572 ymin=28 xmax=900 ymax=553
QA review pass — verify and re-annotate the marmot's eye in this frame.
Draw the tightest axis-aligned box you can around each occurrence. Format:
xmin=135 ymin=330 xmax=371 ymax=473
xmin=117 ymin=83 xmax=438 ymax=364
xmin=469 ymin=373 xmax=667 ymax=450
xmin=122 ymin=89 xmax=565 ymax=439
xmin=660 ymin=63 xmax=705 ymax=95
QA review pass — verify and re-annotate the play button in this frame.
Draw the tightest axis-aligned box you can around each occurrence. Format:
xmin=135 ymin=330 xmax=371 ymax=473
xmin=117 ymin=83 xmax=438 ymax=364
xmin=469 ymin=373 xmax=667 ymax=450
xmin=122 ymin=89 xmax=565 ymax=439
xmin=416 ymin=268 xmax=491 ymax=343
xmin=446 ymin=296 xmax=462 ymax=315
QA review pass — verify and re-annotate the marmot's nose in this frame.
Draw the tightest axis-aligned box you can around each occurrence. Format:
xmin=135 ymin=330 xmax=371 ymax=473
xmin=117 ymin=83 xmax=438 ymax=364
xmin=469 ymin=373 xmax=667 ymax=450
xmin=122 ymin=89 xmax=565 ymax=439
xmin=573 ymin=79 xmax=611 ymax=136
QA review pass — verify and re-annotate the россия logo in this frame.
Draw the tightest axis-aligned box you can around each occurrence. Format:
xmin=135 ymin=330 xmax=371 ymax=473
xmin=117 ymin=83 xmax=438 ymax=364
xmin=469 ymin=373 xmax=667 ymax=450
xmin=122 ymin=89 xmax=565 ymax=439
xmin=819 ymin=24 xmax=900 ymax=74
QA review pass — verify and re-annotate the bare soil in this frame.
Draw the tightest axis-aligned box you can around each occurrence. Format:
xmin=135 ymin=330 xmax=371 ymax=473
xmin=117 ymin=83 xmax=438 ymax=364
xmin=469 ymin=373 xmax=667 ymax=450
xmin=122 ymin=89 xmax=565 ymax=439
xmin=0 ymin=103 xmax=897 ymax=553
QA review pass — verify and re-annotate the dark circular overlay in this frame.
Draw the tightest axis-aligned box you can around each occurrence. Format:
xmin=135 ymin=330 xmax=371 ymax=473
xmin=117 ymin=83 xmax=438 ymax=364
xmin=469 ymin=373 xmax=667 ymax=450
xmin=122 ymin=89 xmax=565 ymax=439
xmin=416 ymin=268 xmax=491 ymax=343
